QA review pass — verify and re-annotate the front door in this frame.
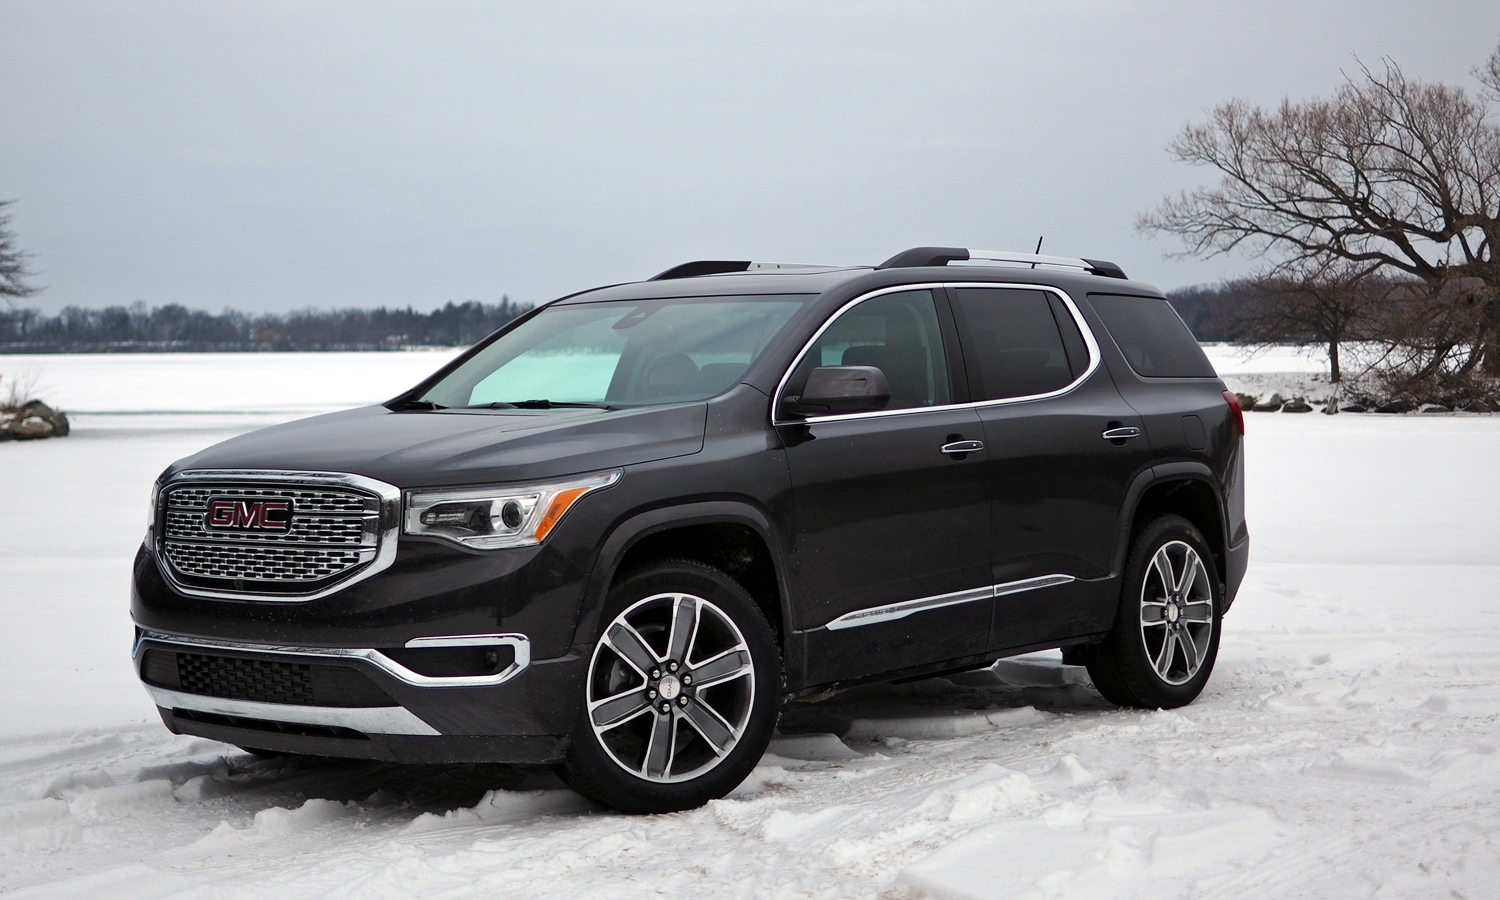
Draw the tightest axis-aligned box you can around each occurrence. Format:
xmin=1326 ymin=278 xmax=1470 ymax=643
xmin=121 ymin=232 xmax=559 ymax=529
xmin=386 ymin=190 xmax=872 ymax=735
xmin=780 ymin=288 xmax=991 ymax=684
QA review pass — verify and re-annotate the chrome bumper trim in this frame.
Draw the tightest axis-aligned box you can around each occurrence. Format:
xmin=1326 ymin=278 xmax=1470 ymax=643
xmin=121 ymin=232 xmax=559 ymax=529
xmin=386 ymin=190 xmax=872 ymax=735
xmin=823 ymin=574 xmax=1077 ymax=630
xmin=143 ymin=685 xmax=441 ymax=736
xmin=134 ymin=630 xmax=531 ymax=687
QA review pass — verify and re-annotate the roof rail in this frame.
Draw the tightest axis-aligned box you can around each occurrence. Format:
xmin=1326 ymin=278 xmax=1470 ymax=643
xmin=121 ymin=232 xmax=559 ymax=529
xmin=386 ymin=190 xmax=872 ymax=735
xmin=651 ymin=260 xmax=751 ymax=280
xmin=650 ymin=260 xmax=835 ymax=281
xmin=875 ymin=246 xmax=1127 ymax=279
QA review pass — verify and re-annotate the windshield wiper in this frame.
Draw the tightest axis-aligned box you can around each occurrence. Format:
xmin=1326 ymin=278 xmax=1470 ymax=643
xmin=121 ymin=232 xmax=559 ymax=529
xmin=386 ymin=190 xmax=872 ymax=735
xmin=471 ymin=400 xmax=616 ymax=411
xmin=389 ymin=398 xmax=447 ymax=411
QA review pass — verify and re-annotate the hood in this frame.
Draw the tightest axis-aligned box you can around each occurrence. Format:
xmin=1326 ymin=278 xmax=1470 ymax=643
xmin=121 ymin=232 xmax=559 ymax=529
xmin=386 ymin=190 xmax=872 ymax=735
xmin=172 ymin=403 xmax=708 ymax=488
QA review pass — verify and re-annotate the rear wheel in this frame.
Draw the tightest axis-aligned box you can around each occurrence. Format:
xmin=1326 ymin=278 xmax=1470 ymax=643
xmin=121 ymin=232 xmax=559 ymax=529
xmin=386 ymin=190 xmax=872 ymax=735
xmin=1087 ymin=514 xmax=1221 ymax=709
xmin=561 ymin=560 xmax=779 ymax=813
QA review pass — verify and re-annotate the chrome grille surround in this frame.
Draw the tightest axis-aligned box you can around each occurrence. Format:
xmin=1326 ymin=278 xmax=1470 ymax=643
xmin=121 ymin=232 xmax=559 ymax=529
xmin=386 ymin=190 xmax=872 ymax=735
xmin=153 ymin=470 xmax=401 ymax=602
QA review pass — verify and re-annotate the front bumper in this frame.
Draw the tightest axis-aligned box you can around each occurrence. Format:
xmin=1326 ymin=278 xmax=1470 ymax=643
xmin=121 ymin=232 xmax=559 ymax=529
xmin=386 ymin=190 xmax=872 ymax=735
xmin=134 ymin=629 xmax=586 ymax=764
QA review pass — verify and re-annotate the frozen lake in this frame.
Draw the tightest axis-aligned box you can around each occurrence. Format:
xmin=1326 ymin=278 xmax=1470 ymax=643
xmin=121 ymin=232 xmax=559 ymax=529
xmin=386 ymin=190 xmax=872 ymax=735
xmin=0 ymin=349 xmax=464 ymax=432
xmin=1 ymin=342 xmax=1325 ymax=416
xmin=0 ymin=351 xmax=1496 ymax=898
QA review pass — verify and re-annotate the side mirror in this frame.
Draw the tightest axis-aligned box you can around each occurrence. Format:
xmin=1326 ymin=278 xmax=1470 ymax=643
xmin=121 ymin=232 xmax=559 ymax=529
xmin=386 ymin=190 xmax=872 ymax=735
xmin=782 ymin=366 xmax=890 ymax=416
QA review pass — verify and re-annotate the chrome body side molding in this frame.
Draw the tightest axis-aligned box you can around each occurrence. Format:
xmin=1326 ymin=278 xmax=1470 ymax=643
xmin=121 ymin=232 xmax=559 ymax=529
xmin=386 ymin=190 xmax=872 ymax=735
xmin=993 ymin=573 xmax=1075 ymax=596
xmin=822 ymin=574 xmax=1076 ymax=631
xmin=142 ymin=685 xmax=441 ymax=736
xmin=134 ymin=630 xmax=531 ymax=688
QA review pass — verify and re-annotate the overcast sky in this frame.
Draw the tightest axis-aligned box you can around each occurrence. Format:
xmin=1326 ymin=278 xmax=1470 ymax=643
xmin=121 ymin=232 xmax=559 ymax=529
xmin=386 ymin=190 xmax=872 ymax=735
xmin=2 ymin=1 xmax=1498 ymax=314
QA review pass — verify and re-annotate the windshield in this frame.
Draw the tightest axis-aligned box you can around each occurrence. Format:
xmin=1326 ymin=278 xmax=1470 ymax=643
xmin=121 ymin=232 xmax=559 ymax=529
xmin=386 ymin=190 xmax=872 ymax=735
xmin=418 ymin=295 xmax=811 ymax=409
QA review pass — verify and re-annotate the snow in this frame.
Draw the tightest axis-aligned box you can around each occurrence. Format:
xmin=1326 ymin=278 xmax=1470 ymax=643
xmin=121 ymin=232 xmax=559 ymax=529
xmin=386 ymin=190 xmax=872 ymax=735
xmin=0 ymin=349 xmax=463 ymax=431
xmin=1201 ymin=342 xmax=1328 ymax=376
xmin=1201 ymin=342 xmax=1344 ymax=406
xmin=2 ymin=351 xmax=1499 ymax=898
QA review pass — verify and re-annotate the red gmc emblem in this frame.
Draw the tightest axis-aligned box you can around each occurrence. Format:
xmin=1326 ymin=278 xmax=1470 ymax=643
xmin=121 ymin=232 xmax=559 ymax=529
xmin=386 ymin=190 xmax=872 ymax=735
xmin=205 ymin=498 xmax=293 ymax=532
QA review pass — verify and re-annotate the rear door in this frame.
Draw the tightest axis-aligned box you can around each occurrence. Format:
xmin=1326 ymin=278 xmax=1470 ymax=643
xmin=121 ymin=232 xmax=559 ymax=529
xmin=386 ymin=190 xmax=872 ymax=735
xmin=1084 ymin=291 xmax=1244 ymax=574
xmin=947 ymin=285 xmax=1152 ymax=651
xmin=779 ymin=287 xmax=992 ymax=684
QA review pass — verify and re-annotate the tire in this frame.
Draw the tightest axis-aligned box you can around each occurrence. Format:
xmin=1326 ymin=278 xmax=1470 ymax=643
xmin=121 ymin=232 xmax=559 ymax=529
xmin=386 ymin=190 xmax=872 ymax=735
xmin=561 ymin=559 xmax=780 ymax=813
xmin=1087 ymin=514 xmax=1222 ymax=709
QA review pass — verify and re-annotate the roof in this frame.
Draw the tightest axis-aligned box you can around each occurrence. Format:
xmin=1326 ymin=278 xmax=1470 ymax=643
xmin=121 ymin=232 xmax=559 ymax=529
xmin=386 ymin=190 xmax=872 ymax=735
xmin=554 ymin=247 xmax=1160 ymax=306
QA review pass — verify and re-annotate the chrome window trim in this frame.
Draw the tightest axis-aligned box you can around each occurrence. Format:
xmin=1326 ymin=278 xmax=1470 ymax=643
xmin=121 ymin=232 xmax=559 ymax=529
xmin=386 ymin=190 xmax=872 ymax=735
xmin=141 ymin=685 xmax=442 ymax=736
xmin=153 ymin=469 xmax=401 ymax=603
xmin=770 ymin=282 xmax=1102 ymax=427
xmin=134 ymin=629 xmax=531 ymax=688
xmin=821 ymin=574 xmax=1076 ymax=630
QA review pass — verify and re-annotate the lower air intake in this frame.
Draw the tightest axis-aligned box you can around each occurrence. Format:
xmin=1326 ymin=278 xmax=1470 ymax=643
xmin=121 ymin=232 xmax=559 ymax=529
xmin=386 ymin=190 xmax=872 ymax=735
xmin=141 ymin=649 xmax=396 ymax=708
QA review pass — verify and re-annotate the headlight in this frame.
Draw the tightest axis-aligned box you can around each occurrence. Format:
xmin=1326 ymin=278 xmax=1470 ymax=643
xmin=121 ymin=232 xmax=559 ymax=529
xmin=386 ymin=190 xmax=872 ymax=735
xmin=403 ymin=470 xmax=621 ymax=550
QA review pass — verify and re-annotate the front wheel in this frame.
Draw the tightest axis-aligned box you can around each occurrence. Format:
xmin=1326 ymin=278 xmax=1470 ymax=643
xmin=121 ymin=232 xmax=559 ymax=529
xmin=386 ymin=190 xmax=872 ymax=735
xmin=561 ymin=560 xmax=780 ymax=813
xmin=1087 ymin=514 xmax=1222 ymax=709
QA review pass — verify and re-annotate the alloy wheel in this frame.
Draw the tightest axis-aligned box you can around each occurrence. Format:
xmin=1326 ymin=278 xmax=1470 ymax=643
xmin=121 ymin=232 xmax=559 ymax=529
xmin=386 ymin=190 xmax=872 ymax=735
xmin=587 ymin=592 xmax=756 ymax=783
xmin=1138 ymin=540 xmax=1214 ymax=686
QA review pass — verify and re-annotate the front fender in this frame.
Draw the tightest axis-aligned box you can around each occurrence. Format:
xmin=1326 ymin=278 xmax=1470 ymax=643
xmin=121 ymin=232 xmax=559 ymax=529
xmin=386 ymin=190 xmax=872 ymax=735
xmin=569 ymin=500 xmax=796 ymax=653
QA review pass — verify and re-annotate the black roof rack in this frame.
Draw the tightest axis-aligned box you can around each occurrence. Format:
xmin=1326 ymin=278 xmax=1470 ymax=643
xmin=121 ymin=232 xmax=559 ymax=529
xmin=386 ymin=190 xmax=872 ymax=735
xmin=875 ymin=247 xmax=971 ymax=269
xmin=651 ymin=249 xmax=1128 ymax=282
xmin=651 ymin=260 xmax=753 ymax=280
xmin=650 ymin=260 xmax=844 ymax=281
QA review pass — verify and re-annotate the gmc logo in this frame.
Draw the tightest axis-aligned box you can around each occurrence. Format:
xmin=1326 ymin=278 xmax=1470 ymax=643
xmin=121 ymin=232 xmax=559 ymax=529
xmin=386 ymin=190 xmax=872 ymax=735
xmin=205 ymin=498 xmax=293 ymax=533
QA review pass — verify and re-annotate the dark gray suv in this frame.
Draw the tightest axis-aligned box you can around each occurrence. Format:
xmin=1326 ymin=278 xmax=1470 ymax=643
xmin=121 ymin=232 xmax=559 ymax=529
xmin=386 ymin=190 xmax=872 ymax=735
xmin=131 ymin=246 xmax=1248 ymax=812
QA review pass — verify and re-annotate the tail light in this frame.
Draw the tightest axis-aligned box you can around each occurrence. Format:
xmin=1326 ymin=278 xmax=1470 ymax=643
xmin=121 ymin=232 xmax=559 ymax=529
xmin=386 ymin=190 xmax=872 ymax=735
xmin=1222 ymin=390 xmax=1244 ymax=436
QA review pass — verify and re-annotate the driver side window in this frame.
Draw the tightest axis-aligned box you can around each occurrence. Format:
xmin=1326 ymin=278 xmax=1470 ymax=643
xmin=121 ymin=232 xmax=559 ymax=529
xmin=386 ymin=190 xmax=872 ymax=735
xmin=792 ymin=289 xmax=951 ymax=412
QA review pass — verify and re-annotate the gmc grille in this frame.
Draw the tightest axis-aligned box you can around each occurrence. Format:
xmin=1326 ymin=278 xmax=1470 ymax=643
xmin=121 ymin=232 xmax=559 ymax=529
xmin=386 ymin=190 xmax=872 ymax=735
xmin=159 ymin=481 xmax=383 ymax=593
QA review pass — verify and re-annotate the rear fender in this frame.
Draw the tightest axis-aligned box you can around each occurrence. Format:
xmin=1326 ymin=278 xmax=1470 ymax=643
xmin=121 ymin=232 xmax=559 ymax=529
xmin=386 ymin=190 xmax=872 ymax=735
xmin=1112 ymin=463 xmax=1230 ymax=585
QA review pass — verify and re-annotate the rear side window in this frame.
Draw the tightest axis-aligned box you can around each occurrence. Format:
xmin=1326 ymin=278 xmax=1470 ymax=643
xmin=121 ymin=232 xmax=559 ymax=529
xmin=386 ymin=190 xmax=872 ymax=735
xmin=951 ymin=288 xmax=1076 ymax=400
xmin=1088 ymin=294 xmax=1217 ymax=378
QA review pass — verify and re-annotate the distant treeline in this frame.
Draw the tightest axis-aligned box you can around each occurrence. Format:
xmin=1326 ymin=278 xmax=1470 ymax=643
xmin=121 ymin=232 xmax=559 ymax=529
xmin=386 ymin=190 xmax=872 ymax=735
xmin=1164 ymin=285 xmax=1244 ymax=343
xmin=0 ymin=299 xmax=532 ymax=352
xmin=0 ymin=286 xmax=1261 ymax=353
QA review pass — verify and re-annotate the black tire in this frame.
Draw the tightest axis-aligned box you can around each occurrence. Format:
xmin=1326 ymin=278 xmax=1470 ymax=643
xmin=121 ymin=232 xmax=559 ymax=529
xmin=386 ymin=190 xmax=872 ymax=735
xmin=1087 ymin=514 xmax=1222 ymax=709
xmin=561 ymin=559 xmax=780 ymax=814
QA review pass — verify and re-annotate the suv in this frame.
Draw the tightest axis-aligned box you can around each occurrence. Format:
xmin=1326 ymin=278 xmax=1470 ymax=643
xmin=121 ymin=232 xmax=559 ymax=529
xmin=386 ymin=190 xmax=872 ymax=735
xmin=131 ymin=247 xmax=1248 ymax=813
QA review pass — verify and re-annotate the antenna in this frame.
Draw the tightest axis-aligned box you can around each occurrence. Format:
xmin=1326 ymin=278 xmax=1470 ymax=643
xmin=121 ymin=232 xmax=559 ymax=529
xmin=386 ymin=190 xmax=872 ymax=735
xmin=1032 ymin=236 xmax=1043 ymax=268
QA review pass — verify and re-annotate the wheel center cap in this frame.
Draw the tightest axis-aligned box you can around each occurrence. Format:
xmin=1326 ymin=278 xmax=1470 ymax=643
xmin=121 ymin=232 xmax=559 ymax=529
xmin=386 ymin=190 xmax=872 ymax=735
xmin=658 ymin=674 xmax=681 ymax=700
xmin=1166 ymin=603 xmax=1180 ymax=624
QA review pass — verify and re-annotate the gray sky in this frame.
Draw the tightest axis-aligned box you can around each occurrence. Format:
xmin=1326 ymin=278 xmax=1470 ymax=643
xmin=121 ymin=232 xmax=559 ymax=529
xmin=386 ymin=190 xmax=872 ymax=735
xmin=3 ymin=1 xmax=1498 ymax=314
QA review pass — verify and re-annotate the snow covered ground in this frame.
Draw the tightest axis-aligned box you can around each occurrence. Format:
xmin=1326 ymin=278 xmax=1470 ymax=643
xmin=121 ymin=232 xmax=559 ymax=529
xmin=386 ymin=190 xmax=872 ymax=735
xmin=1 ymin=352 xmax=1497 ymax=898
xmin=1200 ymin=342 xmax=1339 ymax=405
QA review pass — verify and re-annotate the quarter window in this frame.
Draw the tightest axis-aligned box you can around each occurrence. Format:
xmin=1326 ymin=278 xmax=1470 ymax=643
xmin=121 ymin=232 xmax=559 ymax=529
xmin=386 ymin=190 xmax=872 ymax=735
xmin=790 ymin=289 xmax=951 ymax=412
xmin=1088 ymin=294 xmax=1217 ymax=378
xmin=952 ymin=288 xmax=1078 ymax=400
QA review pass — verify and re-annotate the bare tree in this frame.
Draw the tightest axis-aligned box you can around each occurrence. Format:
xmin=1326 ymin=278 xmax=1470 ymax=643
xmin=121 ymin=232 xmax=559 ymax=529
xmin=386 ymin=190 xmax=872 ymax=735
xmin=1230 ymin=262 xmax=1383 ymax=383
xmin=1481 ymin=41 xmax=1500 ymax=99
xmin=1139 ymin=40 xmax=1500 ymax=378
xmin=0 ymin=199 xmax=41 ymax=308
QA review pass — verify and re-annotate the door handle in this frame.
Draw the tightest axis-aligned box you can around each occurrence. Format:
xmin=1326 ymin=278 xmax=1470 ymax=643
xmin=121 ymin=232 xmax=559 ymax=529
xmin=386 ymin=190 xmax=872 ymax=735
xmin=940 ymin=440 xmax=985 ymax=456
xmin=1101 ymin=426 xmax=1142 ymax=441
